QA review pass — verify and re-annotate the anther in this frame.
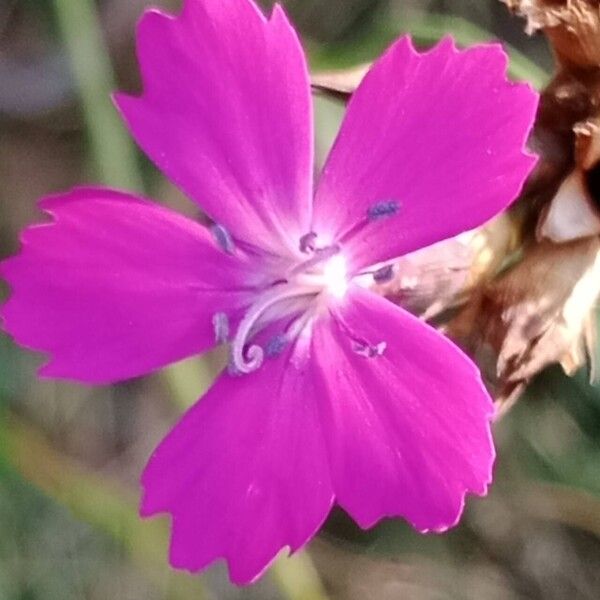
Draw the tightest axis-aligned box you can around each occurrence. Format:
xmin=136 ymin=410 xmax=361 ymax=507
xmin=299 ymin=232 xmax=318 ymax=254
xmin=265 ymin=334 xmax=288 ymax=358
xmin=212 ymin=312 xmax=229 ymax=344
xmin=352 ymin=340 xmax=387 ymax=358
xmin=373 ymin=264 xmax=394 ymax=284
xmin=211 ymin=223 xmax=235 ymax=254
xmin=288 ymin=244 xmax=340 ymax=277
xmin=367 ymin=200 xmax=400 ymax=221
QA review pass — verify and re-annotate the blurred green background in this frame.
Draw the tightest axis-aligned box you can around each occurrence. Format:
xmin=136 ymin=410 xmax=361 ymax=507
xmin=2 ymin=1 xmax=600 ymax=599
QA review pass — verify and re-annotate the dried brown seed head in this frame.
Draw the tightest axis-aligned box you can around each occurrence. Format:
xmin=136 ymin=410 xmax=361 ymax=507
xmin=449 ymin=237 xmax=600 ymax=412
xmin=503 ymin=0 xmax=600 ymax=69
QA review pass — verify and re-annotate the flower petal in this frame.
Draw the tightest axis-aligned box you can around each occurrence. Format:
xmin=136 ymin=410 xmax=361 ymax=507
xmin=115 ymin=0 xmax=313 ymax=255
xmin=141 ymin=346 xmax=334 ymax=584
xmin=311 ymin=286 xmax=495 ymax=531
xmin=143 ymin=286 xmax=494 ymax=584
xmin=0 ymin=188 xmax=252 ymax=384
xmin=313 ymin=37 xmax=538 ymax=270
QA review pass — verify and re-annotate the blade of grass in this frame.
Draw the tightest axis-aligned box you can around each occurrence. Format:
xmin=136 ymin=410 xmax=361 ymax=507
xmin=4 ymin=414 xmax=206 ymax=600
xmin=163 ymin=351 xmax=224 ymax=412
xmin=311 ymin=12 xmax=550 ymax=90
xmin=52 ymin=0 xmax=143 ymax=190
xmin=7 ymin=411 xmax=332 ymax=600
xmin=270 ymin=551 xmax=331 ymax=600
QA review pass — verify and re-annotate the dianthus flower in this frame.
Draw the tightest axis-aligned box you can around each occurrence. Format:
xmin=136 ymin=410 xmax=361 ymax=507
xmin=0 ymin=0 xmax=538 ymax=585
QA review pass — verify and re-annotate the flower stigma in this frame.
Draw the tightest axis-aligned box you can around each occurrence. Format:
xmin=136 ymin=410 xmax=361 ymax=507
xmin=217 ymin=234 xmax=351 ymax=375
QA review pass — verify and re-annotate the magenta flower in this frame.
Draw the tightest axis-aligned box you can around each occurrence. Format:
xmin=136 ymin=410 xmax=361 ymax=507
xmin=0 ymin=0 xmax=538 ymax=585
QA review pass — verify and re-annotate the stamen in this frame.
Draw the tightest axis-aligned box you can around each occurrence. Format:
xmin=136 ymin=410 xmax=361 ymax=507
xmin=211 ymin=223 xmax=235 ymax=254
xmin=212 ymin=312 xmax=229 ymax=344
xmin=286 ymin=307 xmax=315 ymax=340
xmin=299 ymin=232 xmax=318 ymax=254
xmin=336 ymin=200 xmax=402 ymax=247
xmin=288 ymin=244 xmax=340 ymax=278
xmin=367 ymin=200 xmax=400 ymax=221
xmin=373 ymin=264 xmax=395 ymax=284
xmin=265 ymin=334 xmax=288 ymax=358
xmin=352 ymin=340 xmax=387 ymax=358
xmin=230 ymin=285 xmax=318 ymax=374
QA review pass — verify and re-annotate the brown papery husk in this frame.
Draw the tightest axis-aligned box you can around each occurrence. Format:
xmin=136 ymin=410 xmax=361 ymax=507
xmin=448 ymin=237 xmax=600 ymax=415
xmin=503 ymin=0 xmax=600 ymax=70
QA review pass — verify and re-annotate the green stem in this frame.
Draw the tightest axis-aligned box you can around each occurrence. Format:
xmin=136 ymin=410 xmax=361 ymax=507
xmin=163 ymin=353 xmax=223 ymax=411
xmin=52 ymin=0 xmax=143 ymax=190
xmin=271 ymin=551 xmax=331 ymax=600
xmin=5 ymin=415 xmax=206 ymax=600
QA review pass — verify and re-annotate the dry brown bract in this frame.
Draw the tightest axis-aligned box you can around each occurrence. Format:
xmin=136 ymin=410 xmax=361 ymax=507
xmin=311 ymin=64 xmax=370 ymax=101
xmin=450 ymin=238 xmax=600 ymax=413
xmin=503 ymin=0 xmax=600 ymax=69
xmin=537 ymin=116 xmax=600 ymax=241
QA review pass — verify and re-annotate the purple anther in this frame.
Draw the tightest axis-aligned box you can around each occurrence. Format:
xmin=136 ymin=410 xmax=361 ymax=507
xmin=265 ymin=334 xmax=288 ymax=358
xmin=211 ymin=223 xmax=235 ymax=254
xmin=299 ymin=232 xmax=318 ymax=254
xmin=373 ymin=264 xmax=394 ymax=284
xmin=212 ymin=312 xmax=230 ymax=344
xmin=367 ymin=200 xmax=400 ymax=221
xmin=352 ymin=340 xmax=387 ymax=358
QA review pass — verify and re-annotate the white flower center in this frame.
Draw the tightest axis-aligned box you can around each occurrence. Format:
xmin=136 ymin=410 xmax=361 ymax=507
xmin=322 ymin=255 xmax=348 ymax=299
xmin=220 ymin=243 xmax=349 ymax=375
xmin=212 ymin=215 xmax=398 ymax=375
